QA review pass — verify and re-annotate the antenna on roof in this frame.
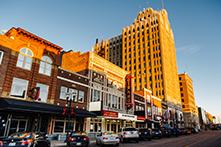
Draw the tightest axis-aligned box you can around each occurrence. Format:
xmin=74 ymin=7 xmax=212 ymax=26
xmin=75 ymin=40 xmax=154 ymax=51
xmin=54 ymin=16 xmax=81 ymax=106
xmin=161 ymin=0 xmax=165 ymax=9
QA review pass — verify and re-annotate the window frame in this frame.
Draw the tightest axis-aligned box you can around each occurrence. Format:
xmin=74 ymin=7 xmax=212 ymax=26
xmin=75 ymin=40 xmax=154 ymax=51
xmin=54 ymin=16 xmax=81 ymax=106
xmin=16 ymin=48 xmax=33 ymax=70
xmin=39 ymin=55 xmax=53 ymax=76
xmin=78 ymin=90 xmax=85 ymax=103
xmin=0 ymin=50 xmax=4 ymax=64
xmin=10 ymin=77 xmax=29 ymax=98
xmin=36 ymin=83 xmax=49 ymax=103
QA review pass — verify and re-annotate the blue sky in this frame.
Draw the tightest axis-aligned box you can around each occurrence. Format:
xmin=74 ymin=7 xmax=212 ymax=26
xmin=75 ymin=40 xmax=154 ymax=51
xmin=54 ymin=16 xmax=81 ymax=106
xmin=1 ymin=0 xmax=221 ymax=116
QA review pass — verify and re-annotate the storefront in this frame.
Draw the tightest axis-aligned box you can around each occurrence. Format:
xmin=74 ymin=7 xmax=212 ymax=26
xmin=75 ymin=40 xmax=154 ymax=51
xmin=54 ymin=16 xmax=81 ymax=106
xmin=87 ymin=111 xmax=137 ymax=133
xmin=0 ymin=98 xmax=96 ymax=137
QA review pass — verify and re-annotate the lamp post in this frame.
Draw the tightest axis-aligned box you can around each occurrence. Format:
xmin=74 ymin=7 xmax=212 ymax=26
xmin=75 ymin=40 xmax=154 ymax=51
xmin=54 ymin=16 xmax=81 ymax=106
xmin=65 ymin=91 xmax=77 ymax=138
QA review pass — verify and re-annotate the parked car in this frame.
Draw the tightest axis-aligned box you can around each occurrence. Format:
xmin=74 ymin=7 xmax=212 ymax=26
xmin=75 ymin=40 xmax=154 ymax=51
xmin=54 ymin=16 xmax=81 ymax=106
xmin=66 ymin=132 xmax=89 ymax=147
xmin=152 ymin=128 xmax=162 ymax=139
xmin=161 ymin=127 xmax=172 ymax=137
xmin=179 ymin=128 xmax=188 ymax=135
xmin=0 ymin=132 xmax=50 ymax=147
xmin=138 ymin=128 xmax=152 ymax=141
xmin=118 ymin=127 xmax=139 ymax=143
xmin=96 ymin=132 xmax=120 ymax=146
xmin=171 ymin=128 xmax=180 ymax=137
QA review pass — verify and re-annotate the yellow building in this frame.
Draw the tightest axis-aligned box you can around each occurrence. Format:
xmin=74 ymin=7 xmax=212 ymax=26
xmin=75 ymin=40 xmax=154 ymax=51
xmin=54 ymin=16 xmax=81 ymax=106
xmin=179 ymin=73 xmax=199 ymax=127
xmin=94 ymin=8 xmax=182 ymax=127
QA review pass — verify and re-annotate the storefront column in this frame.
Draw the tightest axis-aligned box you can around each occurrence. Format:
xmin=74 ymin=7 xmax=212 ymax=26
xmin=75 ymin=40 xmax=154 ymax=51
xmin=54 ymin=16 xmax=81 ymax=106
xmin=85 ymin=118 xmax=91 ymax=133
xmin=101 ymin=118 xmax=105 ymax=132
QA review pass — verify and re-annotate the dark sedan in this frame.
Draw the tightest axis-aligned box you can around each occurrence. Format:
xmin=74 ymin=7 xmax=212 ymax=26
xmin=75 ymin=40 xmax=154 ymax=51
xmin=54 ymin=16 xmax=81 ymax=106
xmin=138 ymin=128 xmax=152 ymax=141
xmin=0 ymin=132 xmax=50 ymax=147
xmin=161 ymin=127 xmax=172 ymax=137
xmin=66 ymin=132 xmax=89 ymax=147
xmin=152 ymin=128 xmax=162 ymax=139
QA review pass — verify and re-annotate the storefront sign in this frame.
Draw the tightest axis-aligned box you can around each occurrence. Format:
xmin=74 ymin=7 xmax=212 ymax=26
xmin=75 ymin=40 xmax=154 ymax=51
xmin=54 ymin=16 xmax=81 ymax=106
xmin=102 ymin=110 xmax=118 ymax=118
xmin=137 ymin=116 xmax=145 ymax=121
xmin=125 ymin=74 xmax=133 ymax=109
xmin=92 ymin=71 xmax=105 ymax=84
xmin=118 ymin=113 xmax=137 ymax=121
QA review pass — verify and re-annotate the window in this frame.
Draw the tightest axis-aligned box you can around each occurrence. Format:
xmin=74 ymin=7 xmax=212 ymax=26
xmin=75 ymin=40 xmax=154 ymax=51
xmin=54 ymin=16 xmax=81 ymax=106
xmin=78 ymin=90 xmax=85 ymax=103
xmin=39 ymin=56 xmax=52 ymax=76
xmin=10 ymin=78 xmax=29 ymax=98
xmin=36 ymin=83 xmax=49 ymax=102
xmin=68 ymin=88 xmax=78 ymax=102
xmin=60 ymin=86 xmax=68 ymax=100
xmin=16 ymin=48 xmax=33 ymax=70
xmin=0 ymin=51 xmax=4 ymax=64
xmin=92 ymin=89 xmax=101 ymax=102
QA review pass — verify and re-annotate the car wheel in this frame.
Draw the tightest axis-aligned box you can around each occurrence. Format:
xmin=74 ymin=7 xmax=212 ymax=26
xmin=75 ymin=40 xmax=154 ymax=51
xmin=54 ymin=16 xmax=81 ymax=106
xmin=116 ymin=143 xmax=119 ymax=146
xmin=136 ymin=139 xmax=139 ymax=143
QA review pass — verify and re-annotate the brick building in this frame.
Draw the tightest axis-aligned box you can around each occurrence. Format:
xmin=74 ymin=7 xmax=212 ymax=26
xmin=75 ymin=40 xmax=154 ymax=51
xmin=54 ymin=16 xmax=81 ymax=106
xmin=0 ymin=28 xmax=95 ymax=137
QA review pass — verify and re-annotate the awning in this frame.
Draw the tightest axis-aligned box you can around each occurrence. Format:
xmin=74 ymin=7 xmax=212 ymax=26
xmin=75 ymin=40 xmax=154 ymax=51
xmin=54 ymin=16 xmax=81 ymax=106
xmin=0 ymin=98 xmax=96 ymax=117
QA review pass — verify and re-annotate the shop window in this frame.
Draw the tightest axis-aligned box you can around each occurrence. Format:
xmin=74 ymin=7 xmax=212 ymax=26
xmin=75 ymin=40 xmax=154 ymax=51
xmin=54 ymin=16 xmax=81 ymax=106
xmin=10 ymin=77 xmax=29 ymax=98
xmin=39 ymin=56 xmax=52 ymax=76
xmin=53 ymin=120 xmax=74 ymax=134
xmin=36 ymin=83 xmax=49 ymax=102
xmin=16 ymin=48 xmax=33 ymax=70
xmin=54 ymin=121 xmax=64 ymax=133
xmin=78 ymin=90 xmax=84 ymax=103
xmin=0 ymin=50 xmax=4 ymax=64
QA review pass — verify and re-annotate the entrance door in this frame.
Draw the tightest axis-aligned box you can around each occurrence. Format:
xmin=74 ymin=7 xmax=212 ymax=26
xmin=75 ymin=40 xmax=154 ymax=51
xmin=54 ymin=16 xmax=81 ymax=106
xmin=111 ymin=123 xmax=116 ymax=133
xmin=8 ymin=119 xmax=27 ymax=135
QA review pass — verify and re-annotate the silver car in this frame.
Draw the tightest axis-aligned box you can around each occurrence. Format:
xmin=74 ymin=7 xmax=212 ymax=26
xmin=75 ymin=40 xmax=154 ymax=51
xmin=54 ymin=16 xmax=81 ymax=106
xmin=118 ymin=127 xmax=139 ymax=143
xmin=96 ymin=132 xmax=120 ymax=146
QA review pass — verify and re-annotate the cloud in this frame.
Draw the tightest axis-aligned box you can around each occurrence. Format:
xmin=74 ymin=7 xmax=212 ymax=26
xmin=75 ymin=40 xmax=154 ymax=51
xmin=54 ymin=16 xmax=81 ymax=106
xmin=177 ymin=44 xmax=201 ymax=56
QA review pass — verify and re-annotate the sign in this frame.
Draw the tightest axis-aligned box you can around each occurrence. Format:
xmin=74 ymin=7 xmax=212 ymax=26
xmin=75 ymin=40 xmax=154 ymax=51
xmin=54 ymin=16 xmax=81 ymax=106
xmin=118 ymin=113 xmax=137 ymax=121
xmin=137 ymin=116 xmax=145 ymax=121
xmin=125 ymin=74 xmax=133 ymax=109
xmin=102 ymin=110 xmax=118 ymax=118
xmin=92 ymin=71 xmax=105 ymax=84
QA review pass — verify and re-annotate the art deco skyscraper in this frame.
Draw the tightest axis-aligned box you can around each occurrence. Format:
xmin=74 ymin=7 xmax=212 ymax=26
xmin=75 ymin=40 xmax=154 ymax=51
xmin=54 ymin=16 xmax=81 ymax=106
xmin=94 ymin=8 xmax=182 ymax=120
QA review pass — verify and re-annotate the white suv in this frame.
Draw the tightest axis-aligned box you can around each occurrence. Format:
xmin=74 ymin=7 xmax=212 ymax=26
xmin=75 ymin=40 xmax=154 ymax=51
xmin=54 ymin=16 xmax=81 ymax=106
xmin=118 ymin=127 xmax=139 ymax=143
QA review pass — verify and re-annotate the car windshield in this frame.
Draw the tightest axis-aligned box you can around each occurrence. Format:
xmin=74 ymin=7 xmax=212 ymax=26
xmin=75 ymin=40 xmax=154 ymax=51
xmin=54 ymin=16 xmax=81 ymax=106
xmin=124 ymin=128 xmax=136 ymax=131
xmin=9 ymin=133 xmax=32 ymax=139
xmin=139 ymin=128 xmax=148 ymax=131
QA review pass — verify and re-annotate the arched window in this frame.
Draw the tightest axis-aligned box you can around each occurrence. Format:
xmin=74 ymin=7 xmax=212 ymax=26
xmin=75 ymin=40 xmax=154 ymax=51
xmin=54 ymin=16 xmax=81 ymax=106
xmin=16 ymin=48 xmax=33 ymax=70
xmin=39 ymin=55 xmax=52 ymax=76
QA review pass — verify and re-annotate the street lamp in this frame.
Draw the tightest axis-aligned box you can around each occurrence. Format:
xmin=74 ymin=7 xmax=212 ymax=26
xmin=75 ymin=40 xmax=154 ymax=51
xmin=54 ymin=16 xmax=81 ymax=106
xmin=65 ymin=91 xmax=77 ymax=138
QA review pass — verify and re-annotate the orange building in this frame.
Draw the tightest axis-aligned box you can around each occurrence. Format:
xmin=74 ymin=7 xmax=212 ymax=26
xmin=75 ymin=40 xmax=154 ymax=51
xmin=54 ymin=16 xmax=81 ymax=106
xmin=179 ymin=73 xmax=199 ymax=128
xmin=0 ymin=27 xmax=62 ymax=136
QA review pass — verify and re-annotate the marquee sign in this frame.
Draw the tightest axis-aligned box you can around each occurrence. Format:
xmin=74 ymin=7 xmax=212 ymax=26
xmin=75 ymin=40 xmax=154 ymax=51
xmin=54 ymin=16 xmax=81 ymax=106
xmin=102 ymin=110 xmax=118 ymax=118
xmin=125 ymin=74 xmax=133 ymax=109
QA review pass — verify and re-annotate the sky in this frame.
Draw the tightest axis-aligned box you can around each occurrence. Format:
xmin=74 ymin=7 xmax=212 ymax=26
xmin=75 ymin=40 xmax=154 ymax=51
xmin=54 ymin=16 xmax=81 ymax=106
xmin=0 ymin=0 xmax=221 ymax=116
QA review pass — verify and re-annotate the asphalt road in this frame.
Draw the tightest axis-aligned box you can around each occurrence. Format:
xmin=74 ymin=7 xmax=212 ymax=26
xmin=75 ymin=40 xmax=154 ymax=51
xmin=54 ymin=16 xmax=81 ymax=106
xmin=92 ymin=130 xmax=221 ymax=147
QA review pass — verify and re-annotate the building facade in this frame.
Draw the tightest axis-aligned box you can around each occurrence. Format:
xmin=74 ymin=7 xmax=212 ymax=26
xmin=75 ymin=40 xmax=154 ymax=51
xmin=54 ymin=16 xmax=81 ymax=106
xmin=61 ymin=51 xmax=137 ymax=133
xmin=94 ymin=8 xmax=182 ymax=128
xmin=179 ymin=73 xmax=199 ymax=128
xmin=0 ymin=28 xmax=95 ymax=137
xmin=94 ymin=35 xmax=122 ymax=67
xmin=0 ymin=27 xmax=62 ymax=137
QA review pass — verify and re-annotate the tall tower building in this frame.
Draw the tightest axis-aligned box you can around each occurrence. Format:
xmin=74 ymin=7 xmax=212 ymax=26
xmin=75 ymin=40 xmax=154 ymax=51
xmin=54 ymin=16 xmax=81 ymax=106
xmin=179 ymin=73 xmax=199 ymax=128
xmin=94 ymin=8 xmax=182 ymax=126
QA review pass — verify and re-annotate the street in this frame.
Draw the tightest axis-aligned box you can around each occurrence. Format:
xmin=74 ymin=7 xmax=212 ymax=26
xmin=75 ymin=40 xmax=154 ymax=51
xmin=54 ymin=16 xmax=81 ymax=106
xmin=91 ymin=130 xmax=221 ymax=147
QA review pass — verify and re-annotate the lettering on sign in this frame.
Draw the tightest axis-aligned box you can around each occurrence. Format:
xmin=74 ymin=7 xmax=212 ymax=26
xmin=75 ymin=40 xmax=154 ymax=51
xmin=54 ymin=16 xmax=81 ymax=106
xmin=92 ymin=72 xmax=105 ymax=84
xmin=102 ymin=110 xmax=118 ymax=118
xmin=125 ymin=74 xmax=133 ymax=109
